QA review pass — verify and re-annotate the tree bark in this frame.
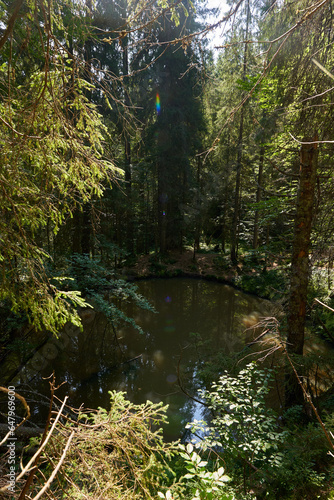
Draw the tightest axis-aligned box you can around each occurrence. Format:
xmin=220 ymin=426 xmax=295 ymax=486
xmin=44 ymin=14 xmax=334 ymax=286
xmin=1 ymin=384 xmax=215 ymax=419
xmin=285 ymin=138 xmax=318 ymax=408
xmin=194 ymin=156 xmax=202 ymax=255
xmin=0 ymin=0 xmax=25 ymax=51
xmin=230 ymin=0 xmax=250 ymax=264
xmin=253 ymin=146 xmax=264 ymax=249
xmin=122 ymin=12 xmax=134 ymax=255
xmin=230 ymin=112 xmax=244 ymax=264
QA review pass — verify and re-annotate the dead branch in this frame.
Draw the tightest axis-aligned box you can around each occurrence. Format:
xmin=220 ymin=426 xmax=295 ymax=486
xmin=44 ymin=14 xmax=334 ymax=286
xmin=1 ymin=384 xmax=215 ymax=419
xmin=17 ymin=374 xmax=60 ymax=500
xmin=0 ymin=387 xmax=31 ymax=447
xmin=270 ymin=319 xmax=334 ymax=453
xmin=314 ymin=298 xmax=334 ymax=313
xmin=289 ymin=132 xmax=334 ymax=145
xmin=15 ymin=397 xmax=68 ymax=483
xmin=30 ymin=430 xmax=75 ymax=500
xmin=0 ymin=0 xmax=25 ymax=51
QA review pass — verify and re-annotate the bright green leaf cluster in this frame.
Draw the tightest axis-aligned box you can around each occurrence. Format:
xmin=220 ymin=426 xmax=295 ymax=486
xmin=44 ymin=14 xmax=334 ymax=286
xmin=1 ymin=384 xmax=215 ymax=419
xmin=189 ymin=363 xmax=288 ymax=470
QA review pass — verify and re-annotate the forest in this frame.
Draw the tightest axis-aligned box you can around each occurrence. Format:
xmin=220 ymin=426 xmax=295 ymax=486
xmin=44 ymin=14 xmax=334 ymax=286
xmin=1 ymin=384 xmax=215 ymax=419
xmin=1 ymin=0 xmax=334 ymax=498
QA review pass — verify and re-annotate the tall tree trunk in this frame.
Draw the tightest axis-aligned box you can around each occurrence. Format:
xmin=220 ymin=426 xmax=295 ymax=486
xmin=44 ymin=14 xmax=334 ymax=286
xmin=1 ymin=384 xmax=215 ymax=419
xmin=122 ymin=7 xmax=134 ymax=255
xmin=221 ymin=132 xmax=231 ymax=254
xmin=194 ymin=156 xmax=202 ymax=255
xmin=285 ymin=138 xmax=318 ymax=408
xmin=230 ymin=0 xmax=250 ymax=264
xmin=75 ymin=0 xmax=93 ymax=256
xmin=158 ymin=164 xmax=168 ymax=254
xmin=230 ymin=112 xmax=244 ymax=264
xmin=81 ymin=206 xmax=91 ymax=255
xmin=253 ymin=146 xmax=264 ymax=249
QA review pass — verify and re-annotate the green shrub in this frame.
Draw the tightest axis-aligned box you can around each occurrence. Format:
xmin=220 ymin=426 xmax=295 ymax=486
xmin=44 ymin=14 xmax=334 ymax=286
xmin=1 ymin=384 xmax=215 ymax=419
xmin=188 ymin=363 xmax=287 ymax=470
xmin=62 ymin=253 xmax=156 ymax=333
xmin=21 ymin=391 xmax=237 ymax=500
xmin=186 ymin=363 xmax=334 ymax=499
xmin=234 ymin=268 xmax=288 ymax=300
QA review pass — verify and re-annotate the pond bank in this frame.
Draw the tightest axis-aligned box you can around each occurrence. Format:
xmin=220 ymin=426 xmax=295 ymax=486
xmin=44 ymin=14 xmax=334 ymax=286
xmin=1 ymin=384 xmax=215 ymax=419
xmin=123 ymin=249 xmax=288 ymax=303
xmin=124 ymin=250 xmax=236 ymax=280
xmin=4 ymin=278 xmax=274 ymax=440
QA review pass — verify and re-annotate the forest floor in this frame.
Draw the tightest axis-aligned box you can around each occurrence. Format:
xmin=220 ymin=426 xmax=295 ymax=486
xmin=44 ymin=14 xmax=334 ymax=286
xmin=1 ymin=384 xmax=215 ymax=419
xmin=126 ymin=248 xmax=289 ymax=302
xmin=127 ymin=249 xmax=238 ymax=281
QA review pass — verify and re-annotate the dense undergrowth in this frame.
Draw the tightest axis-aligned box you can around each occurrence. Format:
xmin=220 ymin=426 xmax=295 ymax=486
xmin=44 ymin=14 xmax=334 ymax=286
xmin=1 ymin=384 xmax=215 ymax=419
xmin=2 ymin=363 xmax=334 ymax=499
xmin=2 ymin=247 xmax=334 ymax=498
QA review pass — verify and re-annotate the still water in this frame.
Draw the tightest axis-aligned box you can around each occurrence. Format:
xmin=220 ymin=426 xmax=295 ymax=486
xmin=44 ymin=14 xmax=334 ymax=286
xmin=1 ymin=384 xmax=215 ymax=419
xmin=14 ymin=278 xmax=272 ymax=439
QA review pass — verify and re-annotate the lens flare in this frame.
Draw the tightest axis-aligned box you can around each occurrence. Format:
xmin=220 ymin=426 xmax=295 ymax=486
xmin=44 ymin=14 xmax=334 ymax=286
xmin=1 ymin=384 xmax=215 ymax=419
xmin=156 ymin=93 xmax=161 ymax=115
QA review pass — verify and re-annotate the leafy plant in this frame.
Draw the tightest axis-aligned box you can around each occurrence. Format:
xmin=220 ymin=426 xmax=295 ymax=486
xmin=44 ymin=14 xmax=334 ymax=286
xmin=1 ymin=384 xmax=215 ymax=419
xmin=200 ymin=364 xmax=286 ymax=462
xmin=234 ymin=267 xmax=289 ymax=300
xmin=0 ymin=1 xmax=119 ymax=333
xmin=62 ymin=253 xmax=156 ymax=333
xmin=20 ymin=391 xmax=177 ymax=499
xmin=178 ymin=443 xmax=231 ymax=500
xmin=186 ymin=363 xmax=288 ymax=495
xmin=158 ymin=442 xmax=235 ymax=500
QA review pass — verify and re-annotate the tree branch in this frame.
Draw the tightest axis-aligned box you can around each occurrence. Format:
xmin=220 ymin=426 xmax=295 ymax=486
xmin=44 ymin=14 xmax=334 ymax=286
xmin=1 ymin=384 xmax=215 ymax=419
xmin=30 ymin=430 xmax=75 ymax=500
xmin=0 ymin=0 xmax=25 ymax=51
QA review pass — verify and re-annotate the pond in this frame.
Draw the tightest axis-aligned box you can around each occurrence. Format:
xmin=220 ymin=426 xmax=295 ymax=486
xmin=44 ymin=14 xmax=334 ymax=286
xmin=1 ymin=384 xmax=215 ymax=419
xmin=9 ymin=278 xmax=273 ymax=440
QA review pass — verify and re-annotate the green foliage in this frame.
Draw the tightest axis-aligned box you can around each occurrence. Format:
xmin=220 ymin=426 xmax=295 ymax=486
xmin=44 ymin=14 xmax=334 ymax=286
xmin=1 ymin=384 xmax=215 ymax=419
xmin=156 ymin=0 xmax=193 ymax=26
xmin=191 ymin=364 xmax=287 ymax=469
xmin=149 ymin=254 xmax=169 ymax=275
xmin=159 ymin=442 xmax=233 ymax=500
xmin=264 ymin=419 xmax=333 ymax=499
xmin=39 ymin=391 xmax=176 ymax=499
xmin=178 ymin=443 xmax=232 ymax=500
xmin=0 ymin=0 xmax=120 ymax=333
xmin=23 ymin=390 xmax=236 ymax=499
xmin=62 ymin=253 xmax=156 ymax=333
xmin=185 ymin=363 xmax=334 ymax=499
xmin=236 ymin=73 xmax=279 ymax=107
xmin=248 ymin=197 xmax=290 ymax=226
xmin=234 ymin=267 xmax=289 ymax=301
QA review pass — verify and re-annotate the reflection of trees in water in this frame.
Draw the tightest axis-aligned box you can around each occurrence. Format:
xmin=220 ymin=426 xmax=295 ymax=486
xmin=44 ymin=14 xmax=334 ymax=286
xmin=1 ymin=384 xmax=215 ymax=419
xmin=11 ymin=279 xmax=271 ymax=436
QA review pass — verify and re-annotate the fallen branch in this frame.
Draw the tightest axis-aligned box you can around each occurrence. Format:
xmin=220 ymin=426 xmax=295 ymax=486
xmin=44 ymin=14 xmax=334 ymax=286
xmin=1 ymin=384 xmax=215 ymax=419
xmin=278 ymin=329 xmax=334 ymax=453
xmin=0 ymin=387 xmax=30 ymax=447
xmin=30 ymin=430 xmax=75 ymax=500
xmin=0 ymin=424 xmax=44 ymax=439
xmin=16 ymin=396 xmax=68 ymax=483
xmin=314 ymin=298 xmax=334 ymax=313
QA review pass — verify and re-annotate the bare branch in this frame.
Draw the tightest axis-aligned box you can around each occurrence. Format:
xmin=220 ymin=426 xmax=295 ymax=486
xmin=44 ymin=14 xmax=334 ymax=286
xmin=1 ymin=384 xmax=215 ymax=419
xmin=16 ymin=397 xmax=68 ymax=483
xmin=0 ymin=0 xmax=25 ymax=51
xmin=30 ymin=430 xmax=75 ymax=500
xmin=314 ymin=298 xmax=334 ymax=313
xmin=289 ymin=132 xmax=334 ymax=145
xmin=0 ymin=387 xmax=30 ymax=447
xmin=312 ymin=58 xmax=334 ymax=80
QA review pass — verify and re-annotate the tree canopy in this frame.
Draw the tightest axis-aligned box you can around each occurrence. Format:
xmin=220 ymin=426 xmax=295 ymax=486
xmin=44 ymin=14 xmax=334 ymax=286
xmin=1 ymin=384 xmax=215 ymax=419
xmin=2 ymin=0 xmax=334 ymax=496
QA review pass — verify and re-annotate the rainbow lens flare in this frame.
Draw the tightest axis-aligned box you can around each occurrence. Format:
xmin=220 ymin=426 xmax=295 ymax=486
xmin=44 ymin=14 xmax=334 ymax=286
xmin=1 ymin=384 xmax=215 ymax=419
xmin=156 ymin=93 xmax=161 ymax=115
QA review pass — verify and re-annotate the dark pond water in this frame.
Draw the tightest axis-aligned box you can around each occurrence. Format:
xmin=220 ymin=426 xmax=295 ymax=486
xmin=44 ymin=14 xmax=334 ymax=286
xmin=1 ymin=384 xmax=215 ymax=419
xmin=9 ymin=278 xmax=273 ymax=439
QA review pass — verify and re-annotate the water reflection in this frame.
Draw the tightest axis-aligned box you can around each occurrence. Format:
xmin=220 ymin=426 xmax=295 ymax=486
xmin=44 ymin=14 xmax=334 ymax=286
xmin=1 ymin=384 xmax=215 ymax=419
xmin=11 ymin=278 xmax=271 ymax=439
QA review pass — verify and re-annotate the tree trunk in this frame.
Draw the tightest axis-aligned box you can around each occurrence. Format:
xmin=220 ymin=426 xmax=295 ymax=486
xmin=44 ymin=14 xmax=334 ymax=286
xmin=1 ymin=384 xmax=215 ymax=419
xmin=253 ymin=146 xmax=264 ymax=249
xmin=221 ymin=132 xmax=231 ymax=254
xmin=122 ymin=16 xmax=134 ymax=255
xmin=230 ymin=115 xmax=243 ymax=264
xmin=285 ymin=138 xmax=318 ymax=408
xmin=194 ymin=156 xmax=202 ymax=254
xmin=230 ymin=0 xmax=250 ymax=264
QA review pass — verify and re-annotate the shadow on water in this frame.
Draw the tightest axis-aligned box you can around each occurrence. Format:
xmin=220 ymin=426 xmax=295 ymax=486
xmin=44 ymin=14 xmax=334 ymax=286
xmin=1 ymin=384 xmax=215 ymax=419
xmin=6 ymin=278 xmax=273 ymax=440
